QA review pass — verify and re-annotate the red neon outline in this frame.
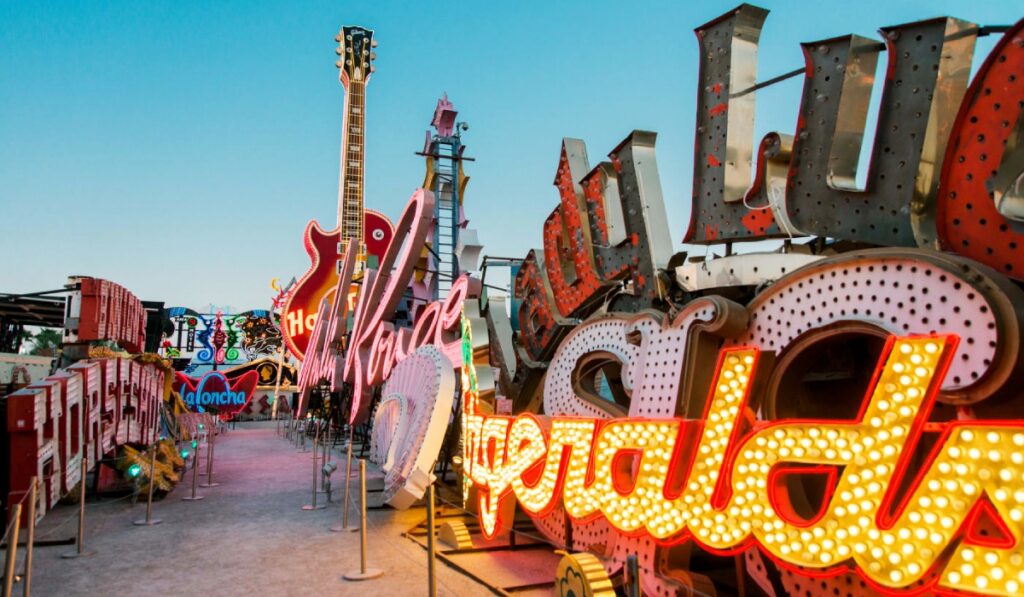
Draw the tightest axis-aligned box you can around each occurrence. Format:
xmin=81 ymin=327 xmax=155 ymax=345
xmin=766 ymin=464 xmax=841 ymax=528
xmin=961 ymin=495 xmax=1016 ymax=550
xmin=669 ymin=335 xmax=963 ymax=594
xmin=474 ymin=347 xmax=758 ymax=540
xmin=610 ymin=449 xmax=644 ymax=496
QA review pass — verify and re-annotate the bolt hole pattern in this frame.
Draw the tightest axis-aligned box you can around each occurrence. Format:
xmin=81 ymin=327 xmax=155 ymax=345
xmin=936 ymin=19 xmax=1024 ymax=282
xmin=367 ymin=345 xmax=455 ymax=508
xmin=539 ymin=299 xmax=722 ymax=595
xmin=729 ymin=253 xmax=998 ymax=394
xmin=369 ymin=398 xmax=401 ymax=465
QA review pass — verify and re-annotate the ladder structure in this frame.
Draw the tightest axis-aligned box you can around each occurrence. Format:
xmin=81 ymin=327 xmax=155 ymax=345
xmin=419 ymin=94 xmax=472 ymax=301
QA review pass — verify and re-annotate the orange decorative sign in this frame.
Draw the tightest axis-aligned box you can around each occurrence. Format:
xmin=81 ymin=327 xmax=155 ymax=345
xmin=465 ymin=335 xmax=1024 ymax=594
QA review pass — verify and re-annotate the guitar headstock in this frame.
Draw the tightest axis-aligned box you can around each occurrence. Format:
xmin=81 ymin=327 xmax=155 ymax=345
xmin=335 ymin=25 xmax=377 ymax=88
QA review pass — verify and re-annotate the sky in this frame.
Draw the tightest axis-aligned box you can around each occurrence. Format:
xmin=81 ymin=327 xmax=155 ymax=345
xmin=1 ymin=0 xmax=1019 ymax=311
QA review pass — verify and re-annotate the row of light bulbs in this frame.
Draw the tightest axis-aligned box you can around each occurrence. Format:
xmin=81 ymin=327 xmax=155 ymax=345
xmin=464 ymin=337 xmax=1024 ymax=594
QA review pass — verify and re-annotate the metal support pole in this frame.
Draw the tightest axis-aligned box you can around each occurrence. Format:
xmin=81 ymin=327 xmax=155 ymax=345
xmin=133 ymin=445 xmax=162 ymax=526
xmin=302 ymin=427 xmax=324 ymax=510
xmin=301 ymin=423 xmax=308 ymax=452
xmin=2 ymin=504 xmax=21 ymax=597
xmin=342 ymin=460 xmax=382 ymax=581
xmin=200 ymin=425 xmax=209 ymax=476
xmin=322 ymin=424 xmax=330 ymax=470
xmin=22 ymin=478 xmax=36 ymax=597
xmin=182 ymin=450 xmax=204 ymax=501
xmin=319 ymin=424 xmax=330 ymax=493
xmin=330 ymin=431 xmax=358 ymax=532
xmin=625 ymin=554 xmax=640 ymax=597
xmin=62 ymin=458 xmax=92 ymax=558
xmin=426 ymin=483 xmax=437 ymax=597
xmin=206 ymin=431 xmax=213 ymax=475
xmin=270 ymin=344 xmax=285 ymax=421
xmin=200 ymin=430 xmax=220 ymax=488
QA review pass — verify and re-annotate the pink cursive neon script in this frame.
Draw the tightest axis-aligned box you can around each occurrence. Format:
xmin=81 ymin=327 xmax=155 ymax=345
xmin=295 ymin=188 xmax=475 ymax=424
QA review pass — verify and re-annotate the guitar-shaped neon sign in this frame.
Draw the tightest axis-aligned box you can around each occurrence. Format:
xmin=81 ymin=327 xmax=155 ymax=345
xmin=282 ymin=25 xmax=395 ymax=360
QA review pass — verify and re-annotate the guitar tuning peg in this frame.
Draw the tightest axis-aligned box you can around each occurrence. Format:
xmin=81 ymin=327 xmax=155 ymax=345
xmin=370 ymin=52 xmax=376 ymax=60
xmin=369 ymin=65 xmax=376 ymax=72
xmin=371 ymin=39 xmax=378 ymax=48
xmin=335 ymin=47 xmax=343 ymax=55
xmin=335 ymin=60 xmax=344 ymax=69
xmin=335 ymin=34 xmax=343 ymax=42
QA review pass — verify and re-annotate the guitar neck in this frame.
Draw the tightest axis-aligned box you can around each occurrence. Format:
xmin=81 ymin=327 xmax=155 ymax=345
xmin=338 ymin=79 xmax=366 ymax=254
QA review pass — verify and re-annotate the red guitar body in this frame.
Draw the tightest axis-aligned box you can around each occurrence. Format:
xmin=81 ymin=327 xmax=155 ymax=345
xmin=282 ymin=209 xmax=394 ymax=360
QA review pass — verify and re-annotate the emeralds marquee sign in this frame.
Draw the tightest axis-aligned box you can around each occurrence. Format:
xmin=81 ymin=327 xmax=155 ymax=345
xmin=465 ymin=334 xmax=1024 ymax=594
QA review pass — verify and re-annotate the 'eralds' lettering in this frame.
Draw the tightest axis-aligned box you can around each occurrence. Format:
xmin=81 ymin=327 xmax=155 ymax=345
xmin=465 ymin=335 xmax=1024 ymax=594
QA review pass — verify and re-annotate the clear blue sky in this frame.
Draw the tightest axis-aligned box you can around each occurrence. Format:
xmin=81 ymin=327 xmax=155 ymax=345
xmin=1 ymin=1 xmax=1018 ymax=310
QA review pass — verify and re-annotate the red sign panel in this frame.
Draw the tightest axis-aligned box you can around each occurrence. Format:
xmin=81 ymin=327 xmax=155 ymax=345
xmin=73 ymin=277 xmax=147 ymax=353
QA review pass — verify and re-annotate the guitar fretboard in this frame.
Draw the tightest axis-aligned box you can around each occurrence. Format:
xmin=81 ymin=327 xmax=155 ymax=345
xmin=338 ymin=79 xmax=366 ymax=254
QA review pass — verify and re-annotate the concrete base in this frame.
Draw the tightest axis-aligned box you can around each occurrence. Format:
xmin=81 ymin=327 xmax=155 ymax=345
xmin=330 ymin=524 xmax=360 ymax=533
xmin=343 ymin=568 xmax=384 ymax=581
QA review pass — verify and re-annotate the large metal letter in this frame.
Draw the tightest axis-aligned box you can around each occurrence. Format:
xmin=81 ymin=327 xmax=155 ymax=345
xmin=785 ymin=18 xmax=977 ymax=246
xmin=936 ymin=19 xmax=1024 ymax=282
xmin=686 ymin=4 xmax=786 ymax=243
xmin=542 ymin=139 xmax=618 ymax=318
xmin=581 ymin=131 xmax=673 ymax=311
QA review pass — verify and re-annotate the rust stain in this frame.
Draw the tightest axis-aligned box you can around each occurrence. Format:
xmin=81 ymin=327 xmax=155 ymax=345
xmin=741 ymin=208 xmax=775 ymax=234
